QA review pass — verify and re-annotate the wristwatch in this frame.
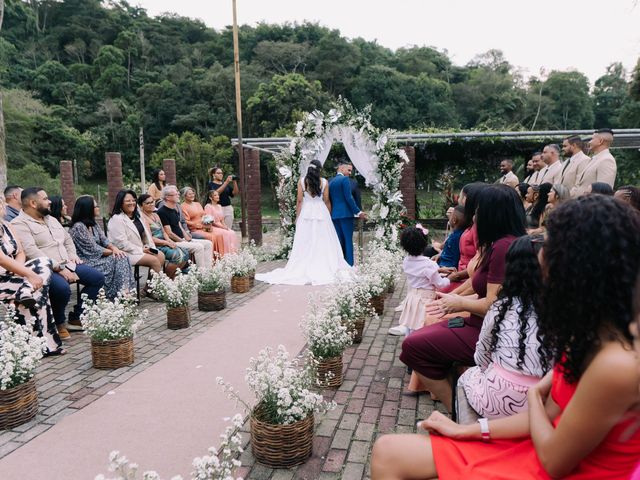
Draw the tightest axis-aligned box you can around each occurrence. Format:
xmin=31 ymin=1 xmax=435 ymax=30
xmin=478 ymin=418 xmax=490 ymax=442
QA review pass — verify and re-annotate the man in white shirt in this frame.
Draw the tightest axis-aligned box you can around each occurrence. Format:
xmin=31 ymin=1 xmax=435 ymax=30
xmin=528 ymin=152 xmax=545 ymax=186
xmin=570 ymin=129 xmax=617 ymax=198
xmin=538 ymin=144 xmax=563 ymax=185
xmin=560 ymin=135 xmax=589 ymax=191
xmin=497 ymin=159 xmax=519 ymax=188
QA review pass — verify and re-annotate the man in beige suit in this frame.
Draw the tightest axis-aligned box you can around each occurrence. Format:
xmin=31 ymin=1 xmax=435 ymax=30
xmin=538 ymin=144 xmax=563 ymax=185
xmin=497 ymin=159 xmax=519 ymax=188
xmin=570 ymin=128 xmax=617 ymax=198
xmin=528 ymin=152 xmax=545 ymax=186
xmin=560 ymin=135 xmax=589 ymax=191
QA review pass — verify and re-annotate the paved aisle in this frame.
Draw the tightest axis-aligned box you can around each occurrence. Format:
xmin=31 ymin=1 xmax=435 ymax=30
xmin=0 ymin=284 xmax=317 ymax=480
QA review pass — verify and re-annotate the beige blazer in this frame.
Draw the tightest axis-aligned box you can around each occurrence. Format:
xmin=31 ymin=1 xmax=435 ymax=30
xmin=528 ymin=169 xmax=543 ymax=186
xmin=107 ymin=212 xmax=154 ymax=265
xmin=538 ymin=161 xmax=562 ymax=186
xmin=560 ymin=151 xmax=589 ymax=191
xmin=499 ymin=171 xmax=519 ymax=188
xmin=11 ymin=211 xmax=77 ymax=268
xmin=570 ymin=149 xmax=617 ymax=198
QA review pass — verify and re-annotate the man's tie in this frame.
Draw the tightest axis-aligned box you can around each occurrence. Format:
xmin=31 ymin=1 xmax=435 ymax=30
xmin=561 ymin=159 xmax=571 ymax=182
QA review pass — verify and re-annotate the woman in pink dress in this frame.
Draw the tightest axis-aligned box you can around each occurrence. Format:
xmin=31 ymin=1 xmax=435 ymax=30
xmin=180 ymin=187 xmax=226 ymax=258
xmin=204 ymin=190 xmax=239 ymax=255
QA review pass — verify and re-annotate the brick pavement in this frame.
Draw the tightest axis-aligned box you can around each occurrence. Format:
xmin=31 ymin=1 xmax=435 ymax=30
xmin=238 ymin=274 xmax=447 ymax=480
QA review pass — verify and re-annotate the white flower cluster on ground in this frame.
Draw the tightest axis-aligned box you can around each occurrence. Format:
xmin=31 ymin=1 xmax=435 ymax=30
xmin=300 ymin=303 xmax=353 ymax=360
xmin=147 ymin=270 xmax=200 ymax=308
xmin=95 ymin=414 xmax=244 ymax=480
xmin=191 ymin=264 xmax=232 ymax=293
xmin=0 ymin=307 xmax=46 ymax=390
xmin=218 ymin=249 xmax=257 ymax=277
xmin=357 ymin=241 xmax=403 ymax=294
xmin=81 ymin=290 xmax=147 ymax=342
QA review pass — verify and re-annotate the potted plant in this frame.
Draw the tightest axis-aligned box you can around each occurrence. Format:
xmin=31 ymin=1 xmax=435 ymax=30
xmin=147 ymin=270 xmax=199 ymax=329
xmin=192 ymin=264 xmax=231 ymax=311
xmin=0 ymin=307 xmax=46 ymax=429
xmin=96 ymin=414 xmax=245 ymax=479
xmin=324 ymin=284 xmax=374 ymax=344
xmin=82 ymin=290 xmax=146 ymax=369
xmin=217 ymin=345 xmax=334 ymax=468
xmin=301 ymin=305 xmax=353 ymax=387
xmin=221 ymin=249 xmax=257 ymax=294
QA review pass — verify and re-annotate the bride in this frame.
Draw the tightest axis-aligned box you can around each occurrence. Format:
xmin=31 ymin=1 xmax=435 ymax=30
xmin=256 ymin=160 xmax=352 ymax=285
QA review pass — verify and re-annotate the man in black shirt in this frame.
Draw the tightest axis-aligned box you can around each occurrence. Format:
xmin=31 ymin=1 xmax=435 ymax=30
xmin=157 ymin=186 xmax=212 ymax=268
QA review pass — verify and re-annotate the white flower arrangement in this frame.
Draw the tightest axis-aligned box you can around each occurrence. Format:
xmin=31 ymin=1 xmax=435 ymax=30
xmin=191 ymin=264 xmax=231 ymax=293
xmin=217 ymin=345 xmax=334 ymax=425
xmin=81 ymin=290 xmax=146 ymax=342
xmin=202 ymin=215 xmax=214 ymax=226
xmin=363 ymin=241 xmax=403 ymax=290
xmin=95 ymin=414 xmax=244 ymax=480
xmin=273 ymin=96 xmax=406 ymax=256
xmin=147 ymin=270 xmax=199 ymax=308
xmin=219 ymin=249 xmax=257 ymax=278
xmin=0 ymin=307 xmax=46 ymax=390
xmin=322 ymin=283 xmax=375 ymax=325
xmin=300 ymin=304 xmax=352 ymax=360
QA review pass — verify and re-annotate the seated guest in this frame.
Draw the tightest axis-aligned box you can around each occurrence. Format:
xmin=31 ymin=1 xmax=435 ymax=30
xmin=401 ymin=185 xmax=526 ymax=412
xmin=69 ymin=195 xmax=134 ymax=299
xmin=628 ymin=274 xmax=640 ymax=480
xmin=157 ymin=186 xmax=212 ymax=268
xmin=538 ymin=184 xmax=570 ymax=229
xmin=147 ymin=169 xmax=166 ymax=203
xmin=588 ymin=181 xmax=614 ymax=196
xmin=180 ymin=187 xmax=225 ymax=257
xmin=12 ymin=187 xmax=105 ymax=339
xmin=457 ymin=235 xmax=546 ymax=420
xmin=614 ymin=185 xmax=640 ymax=211
xmin=516 ymin=182 xmax=530 ymax=210
xmin=204 ymin=190 xmax=240 ymax=255
xmin=4 ymin=185 xmax=22 ymax=222
xmin=524 ymin=184 xmax=538 ymax=217
xmin=138 ymin=194 xmax=189 ymax=278
xmin=108 ymin=190 xmax=165 ymax=294
xmin=433 ymin=205 xmax=464 ymax=270
xmin=49 ymin=195 xmax=71 ymax=227
xmin=372 ymin=195 xmax=640 ymax=480
xmin=526 ymin=182 xmax=551 ymax=229
xmin=0 ymin=197 xmax=62 ymax=355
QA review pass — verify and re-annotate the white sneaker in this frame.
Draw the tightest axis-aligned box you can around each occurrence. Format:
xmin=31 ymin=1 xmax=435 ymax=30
xmin=388 ymin=325 xmax=408 ymax=336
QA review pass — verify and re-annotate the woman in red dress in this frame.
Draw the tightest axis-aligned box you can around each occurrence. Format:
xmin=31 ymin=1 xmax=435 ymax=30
xmin=372 ymin=195 xmax=640 ymax=480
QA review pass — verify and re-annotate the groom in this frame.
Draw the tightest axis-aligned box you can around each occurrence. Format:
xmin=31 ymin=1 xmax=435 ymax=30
xmin=329 ymin=160 xmax=367 ymax=266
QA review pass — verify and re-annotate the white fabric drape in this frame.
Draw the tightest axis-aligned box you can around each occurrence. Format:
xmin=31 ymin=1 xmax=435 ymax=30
xmin=296 ymin=126 xmax=381 ymax=186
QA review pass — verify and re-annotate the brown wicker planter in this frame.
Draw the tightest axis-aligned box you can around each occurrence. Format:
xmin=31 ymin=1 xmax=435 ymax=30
xmin=231 ymin=275 xmax=251 ymax=293
xmin=91 ymin=337 xmax=134 ymax=369
xmin=316 ymin=355 xmax=343 ymax=388
xmin=167 ymin=306 xmax=191 ymax=329
xmin=370 ymin=294 xmax=385 ymax=315
xmin=386 ymin=283 xmax=395 ymax=294
xmin=351 ymin=317 xmax=366 ymax=344
xmin=250 ymin=405 xmax=314 ymax=468
xmin=248 ymin=270 xmax=255 ymax=288
xmin=197 ymin=289 xmax=226 ymax=311
xmin=0 ymin=377 xmax=38 ymax=429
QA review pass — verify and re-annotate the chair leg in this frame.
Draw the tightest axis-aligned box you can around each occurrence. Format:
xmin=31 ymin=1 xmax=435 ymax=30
xmin=134 ymin=265 xmax=141 ymax=300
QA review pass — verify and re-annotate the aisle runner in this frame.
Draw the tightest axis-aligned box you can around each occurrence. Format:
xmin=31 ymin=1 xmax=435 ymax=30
xmin=0 ymin=285 xmax=316 ymax=480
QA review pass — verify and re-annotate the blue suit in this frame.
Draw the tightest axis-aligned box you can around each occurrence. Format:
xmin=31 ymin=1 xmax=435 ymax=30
xmin=329 ymin=174 xmax=361 ymax=266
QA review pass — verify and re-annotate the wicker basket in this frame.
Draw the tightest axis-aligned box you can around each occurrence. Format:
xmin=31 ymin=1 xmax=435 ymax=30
xmin=0 ymin=377 xmax=38 ymax=429
xmin=91 ymin=337 xmax=134 ymax=369
xmin=316 ymin=355 xmax=343 ymax=388
xmin=351 ymin=317 xmax=366 ymax=344
xmin=250 ymin=405 xmax=314 ymax=468
xmin=248 ymin=270 xmax=255 ymax=288
xmin=197 ymin=289 xmax=226 ymax=311
xmin=231 ymin=275 xmax=251 ymax=293
xmin=167 ymin=306 xmax=191 ymax=329
xmin=386 ymin=283 xmax=395 ymax=294
xmin=370 ymin=294 xmax=385 ymax=316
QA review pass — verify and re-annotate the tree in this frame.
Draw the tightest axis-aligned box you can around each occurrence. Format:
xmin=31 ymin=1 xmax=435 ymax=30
xmin=252 ymin=40 xmax=309 ymax=74
xmin=593 ymin=63 xmax=628 ymax=128
xmin=541 ymin=71 xmax=594 ymax=129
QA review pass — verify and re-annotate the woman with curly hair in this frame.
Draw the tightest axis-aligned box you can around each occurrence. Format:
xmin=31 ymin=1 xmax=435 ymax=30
xmin=371 ymin=195 xmax=640 ymax=480
xmin=457 ymin=234 xmax=546 ymax=420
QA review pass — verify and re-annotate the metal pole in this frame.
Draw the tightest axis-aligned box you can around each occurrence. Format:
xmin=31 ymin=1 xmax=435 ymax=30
xmin=232 ymin=0 xmax=248 ymax=239
xmin=139 ymin=127 xmax=146 ymax=192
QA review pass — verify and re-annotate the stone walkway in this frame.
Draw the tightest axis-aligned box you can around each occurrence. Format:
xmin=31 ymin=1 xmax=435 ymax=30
xmin=0 ymin=262 xmax=443 ymax=479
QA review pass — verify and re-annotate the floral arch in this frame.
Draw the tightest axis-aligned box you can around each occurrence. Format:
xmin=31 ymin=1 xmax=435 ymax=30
xmin=274 ymin=97 xmax=409 ymax=256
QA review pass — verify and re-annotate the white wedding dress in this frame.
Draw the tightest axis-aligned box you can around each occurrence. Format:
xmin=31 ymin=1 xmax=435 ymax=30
xmin=256 ymin=177 xmax=352 ymax=285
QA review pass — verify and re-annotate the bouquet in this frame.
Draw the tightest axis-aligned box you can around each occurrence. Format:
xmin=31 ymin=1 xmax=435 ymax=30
xmin=81 ymin=290 xmax=146 ymax=342
xmin=219 ymin=249 xmax=257 ymax=277
xmin=0 ymin=307 xmax=47 ymax=390
xmin=217 ymin=345 xmax=334 ymax=425
xmin=95 ymin=414 xmax=244 ymax=480
xmin=147 ymin=270 xmax=199 ymax=308
xmin=300 ymin=304 xmax=353 ymax=360
xmin=202 ymin=215 xmax=214 ymax=232
xmin=191 ymin=264 xmax=231 ymax=293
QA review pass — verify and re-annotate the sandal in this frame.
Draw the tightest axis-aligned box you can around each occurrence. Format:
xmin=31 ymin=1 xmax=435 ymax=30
xmin=44 ymin=347 xmax=67 ymax=357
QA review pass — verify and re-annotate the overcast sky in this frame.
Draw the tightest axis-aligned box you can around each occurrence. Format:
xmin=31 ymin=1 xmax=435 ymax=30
xmin=135 ymin=0 xmax=640 ymax=84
